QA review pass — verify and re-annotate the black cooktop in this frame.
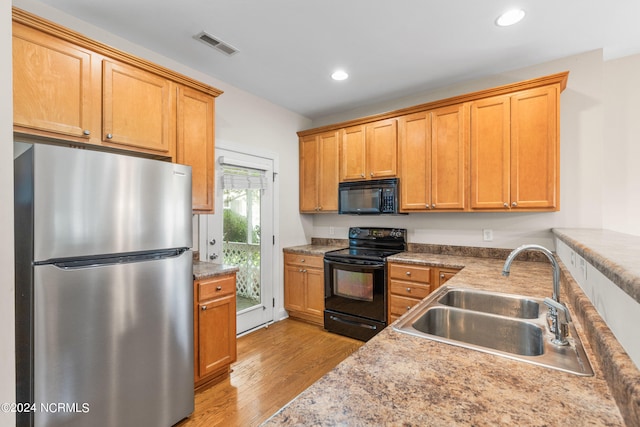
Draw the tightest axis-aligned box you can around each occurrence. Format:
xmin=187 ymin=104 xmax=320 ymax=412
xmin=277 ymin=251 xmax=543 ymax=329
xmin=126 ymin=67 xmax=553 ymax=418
xmin=324 ymin=227 xmax=407 ymax=262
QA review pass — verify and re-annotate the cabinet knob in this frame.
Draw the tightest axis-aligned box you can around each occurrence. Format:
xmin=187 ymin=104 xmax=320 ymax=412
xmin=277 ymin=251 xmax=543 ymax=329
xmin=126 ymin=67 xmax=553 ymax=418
xmin=106 ymin=133 xmax=113 ymax=139
xmin=426 ymin=204 xmax=430 ymax=209
xmin=503 ymin=202 xmax=509 ymax=208
xmin=361 ymin=173 xmax=365 ymax=178
xmin=216 ymin=286 xmax=222 ymax=291
xmin=83 ymin=129 xmax=91 ymax=136
xmin=201 ymin=305 xmax=207 ymax=311
xmin=406 ymin=287 xmax=412 ymax=293
xmin=300 ymin=259 xmax=305 ymax=263
xmin=440 ymin=273 xmax=445 ymax=279
xmin=370 ymin=172 xmax=374 ymax=177
xmin=512 ymin=202 xmax=518 ymax=207
xmin=406 ymin=306 xmax=412 ymax=311
xmin=432 ymin=204 xmax=436 ymax=208
xmin=302 ymin=269 xmax=307 ymax=273
xmin=405 ymin=271 xmax=411 ymax=276
xmin=318 ymin=206 xmax=322 ymax=211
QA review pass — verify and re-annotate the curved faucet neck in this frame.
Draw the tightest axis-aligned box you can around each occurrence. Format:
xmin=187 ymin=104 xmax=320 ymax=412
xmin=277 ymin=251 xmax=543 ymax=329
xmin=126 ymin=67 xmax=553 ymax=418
xmin=502 ymin=244 xmax=561 ymax=302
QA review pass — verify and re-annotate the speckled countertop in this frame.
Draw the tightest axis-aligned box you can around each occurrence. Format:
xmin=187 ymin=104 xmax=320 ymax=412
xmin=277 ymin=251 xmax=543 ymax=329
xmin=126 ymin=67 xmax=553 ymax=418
xmin=192 ymin=260 xmax=239 ymax=280
xmin=553 ymin=228 xmax=640 ymax=303
xmin=283 ymin=243 xmax=346 ymax=256
xmin=266 ymin=244 xmax=640 ymax=426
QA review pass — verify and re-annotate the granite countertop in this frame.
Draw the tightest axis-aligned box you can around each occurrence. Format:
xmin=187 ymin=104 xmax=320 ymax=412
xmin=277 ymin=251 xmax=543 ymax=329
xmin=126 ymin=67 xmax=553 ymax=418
xmin=266 ymin=249 xmax=638 ymax=426
xmin=283 ymin=244 xmax=346 ymax=256
xmin=553 ymin=228 xmax=640 ymax=303
xmin=192 ymin=260 xmax=239 ymax=280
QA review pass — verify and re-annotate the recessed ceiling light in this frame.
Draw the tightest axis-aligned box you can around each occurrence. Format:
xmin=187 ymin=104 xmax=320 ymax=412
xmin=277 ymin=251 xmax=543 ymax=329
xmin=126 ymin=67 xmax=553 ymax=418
xmin=331 ymin=70 xmax=349 ymax=81
xmin=496 ymin=9 xmax=525 ymax=27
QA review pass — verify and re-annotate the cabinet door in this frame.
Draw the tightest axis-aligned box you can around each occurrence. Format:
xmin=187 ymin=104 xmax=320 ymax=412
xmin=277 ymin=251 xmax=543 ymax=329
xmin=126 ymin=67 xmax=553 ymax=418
xmin=510 ymin=86 xmax=559 ymax=209
xmin=198 ymin=293 xmax=236 ymax=378
xmin=177 ymin=86 xmax=215 ymax=212
xmin=305 ymin=267 xmax=325 ymax=318
xmin=103 ymin=60 xmax=174 ymax=156
xmin=366 ymin=118 xmax=398 ymax=179
xmin=431 ymin=104 xmax=467 ymax=210
xmin=317 ymin=131 xmax=340 ymax=211
xmin=398 ymin=112 xmax=431 ymax=211
xmin=470 ymin=95 xmax=511 ymax=210
xmin=12 ymin=23 xmax=94 ymax=139
xmin=284 ymin=264 xmax=306 ymax=312
xmin=299 ymin=135 xmax=319 ymax=212
xmin=340 ymin=125 xmax=366 ymax=181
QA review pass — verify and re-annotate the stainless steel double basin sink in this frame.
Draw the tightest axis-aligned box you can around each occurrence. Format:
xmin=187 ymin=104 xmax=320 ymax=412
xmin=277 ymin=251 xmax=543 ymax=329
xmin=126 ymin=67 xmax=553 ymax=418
xmin=393 ymin=286 xmax=594 ymax=376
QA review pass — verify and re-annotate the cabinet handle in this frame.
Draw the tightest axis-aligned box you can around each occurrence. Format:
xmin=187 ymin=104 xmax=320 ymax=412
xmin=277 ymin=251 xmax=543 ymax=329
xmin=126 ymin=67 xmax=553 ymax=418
xmin=431 ymin=204 xmax=436 ymax=208
xmin=440 ymin=273 xmax=445 ymax=279
xmin=106 ymin=133 xmax=113 ymax=139
xmin=370 ymin=172 xmax=374 ymax=177
xmin=406 ymin=287 xmax=412 ymax=293
xmin=512 ymin=202 xmax=518 ymax=207
xmin=406 ymin=306 xmax=412 ymax=311
xmin=201 ymin=305 xmax=207 ymax=311
xmin=302 ymin=269 xmax=307 ymax=273
xmin=318 ymin=206 xmax=322 ymax=211
xmin=300 ymin=259 xmax=305 ymax=263
xmin=360 ymin=173 xmax=365 ymax=178
xmin=503 ymin=202 xmax=509 ymax=208
xmin=426 ymin=204 xmax=430 ymax=209
xmin=405 ymin=271 xmax=411 ymax=276
xmin=83 ymin=129 xmax=91 ymax=136
xmin=216 ymin=286 xmax=222 ymax=291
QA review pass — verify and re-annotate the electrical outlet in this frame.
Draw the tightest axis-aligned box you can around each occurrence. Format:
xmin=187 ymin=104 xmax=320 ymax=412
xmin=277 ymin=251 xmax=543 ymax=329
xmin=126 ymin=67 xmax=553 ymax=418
xmin=482 ymin=229 xmax=493 ymax=242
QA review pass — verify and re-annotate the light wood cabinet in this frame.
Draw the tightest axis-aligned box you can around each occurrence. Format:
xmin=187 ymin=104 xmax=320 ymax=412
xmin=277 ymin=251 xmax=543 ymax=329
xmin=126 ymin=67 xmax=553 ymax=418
xmin=284 ymin=253 xmax=325 ymax=325
xmin=399 ymin=105 xmax=467 ymax=212
xmin=388 ymin=262 xmax=461 ymax=323
xmin=194 ymin=273 xmax=237 ymax=389
xmin=102 ymin=60 xmax=174 ymax=157
xmin=12 ymin=22 xmax=96 ymax=141
xmin=340 ymin=119 xmax=397 ymax=181
xmin=388 ymin=262 xmax=432 ymax=323
xmin=470 ymin=86 xmax=560 ymax=211
xmin=12 ymin=8 xmax=222 ymax=212
xmin=177 ymin=86 xmax=215 ymax=213
xmin=299 ymin=131 xmax=339 ymax=213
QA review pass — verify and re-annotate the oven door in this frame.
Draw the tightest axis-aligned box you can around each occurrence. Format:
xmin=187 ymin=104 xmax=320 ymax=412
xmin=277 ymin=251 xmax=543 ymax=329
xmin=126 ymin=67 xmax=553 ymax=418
xmin=324 ymin=258 xmax=387 ymax=322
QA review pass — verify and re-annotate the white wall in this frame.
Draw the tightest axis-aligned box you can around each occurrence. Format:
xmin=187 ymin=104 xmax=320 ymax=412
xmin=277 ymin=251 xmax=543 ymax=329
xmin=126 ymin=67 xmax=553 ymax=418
xmin=309 ymin=50 xmax=606 ymax=249
xmin=1 ymin=0 xmax=15 ymax=424
xmin=603 ymin=54 xmax=640 ymax=236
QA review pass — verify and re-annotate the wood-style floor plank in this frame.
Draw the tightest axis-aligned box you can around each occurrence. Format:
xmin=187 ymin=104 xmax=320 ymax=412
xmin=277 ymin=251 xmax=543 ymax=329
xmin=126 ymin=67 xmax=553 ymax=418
xmin=177 ymin=319 xmax=363 ymax=427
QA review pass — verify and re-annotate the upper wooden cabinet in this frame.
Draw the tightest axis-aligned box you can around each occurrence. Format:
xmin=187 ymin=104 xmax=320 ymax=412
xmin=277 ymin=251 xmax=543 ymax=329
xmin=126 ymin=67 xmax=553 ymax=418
xmin=340 ymin=119 xmax=397 ymax=181
xmin=398 ymin=105 xmax=467 ymax=212
xmin=12 ymin=8 xmax=222 ymax=213
xmin=177 ymin=87 xmax=216 ymax=213
xmin=299 ymin=131 xmax=339 ymax=212
xmin=470 ymin=85 xmax=559 ymax=211
xmin=102 ymin=60 xmax=174 ymax=157
xmin=299 ymin=71 xmax=566 ymax=213
xmin=12 ymin=22 xmax=96 ymax=141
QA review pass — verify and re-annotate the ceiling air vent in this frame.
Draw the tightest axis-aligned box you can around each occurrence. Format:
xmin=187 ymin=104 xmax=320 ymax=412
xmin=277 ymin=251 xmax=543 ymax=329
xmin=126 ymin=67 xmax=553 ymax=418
xmin=194 ymin=31 xmax=239 ymax=56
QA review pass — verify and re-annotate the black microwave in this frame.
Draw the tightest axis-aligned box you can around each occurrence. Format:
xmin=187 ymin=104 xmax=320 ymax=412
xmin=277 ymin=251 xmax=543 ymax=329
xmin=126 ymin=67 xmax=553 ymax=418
xmin=338 ymin=178 xmax=401 ymax=215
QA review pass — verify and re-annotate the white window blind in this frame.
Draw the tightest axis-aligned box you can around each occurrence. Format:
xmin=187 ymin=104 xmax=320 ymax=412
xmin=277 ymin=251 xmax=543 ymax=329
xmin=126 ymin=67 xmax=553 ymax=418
xmin=221 ymin=166 xmax=267 ymax=190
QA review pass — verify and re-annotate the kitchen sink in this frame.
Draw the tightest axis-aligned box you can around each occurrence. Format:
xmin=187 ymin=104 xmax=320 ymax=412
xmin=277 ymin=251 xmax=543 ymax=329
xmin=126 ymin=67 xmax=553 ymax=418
xmin=437 ymin=288 xmax=541 ymax=319
xmin=413 ymin=306 xmax=545 ymax=356
xmin=393 ymin=286 xmax=594 ymax=376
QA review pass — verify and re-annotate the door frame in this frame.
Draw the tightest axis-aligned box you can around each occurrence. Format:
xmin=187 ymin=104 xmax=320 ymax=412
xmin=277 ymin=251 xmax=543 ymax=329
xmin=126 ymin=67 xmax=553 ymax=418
xmin=198 ymin=140 xmax=281 ymax=336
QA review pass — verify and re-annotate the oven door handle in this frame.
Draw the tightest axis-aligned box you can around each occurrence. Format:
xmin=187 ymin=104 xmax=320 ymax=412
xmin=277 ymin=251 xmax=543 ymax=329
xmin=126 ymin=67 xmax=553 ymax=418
xmin=324 ymin=259 xmax=385 ymax=268
xmin=329 ymin=315 xmax=378 ymax=330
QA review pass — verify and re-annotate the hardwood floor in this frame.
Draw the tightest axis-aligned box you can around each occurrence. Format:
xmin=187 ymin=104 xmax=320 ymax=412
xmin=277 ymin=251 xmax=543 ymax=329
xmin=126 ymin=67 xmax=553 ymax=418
xmin=178 ymin=319 xmax=363 ymax=427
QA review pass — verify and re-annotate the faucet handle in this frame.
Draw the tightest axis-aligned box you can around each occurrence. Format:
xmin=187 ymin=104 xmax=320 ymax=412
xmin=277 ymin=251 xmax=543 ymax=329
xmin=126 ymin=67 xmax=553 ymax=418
xmin=543 ymin=297 xmax=571 ymax=346
xmin=543 ymin=297 xmax=571 ymax=323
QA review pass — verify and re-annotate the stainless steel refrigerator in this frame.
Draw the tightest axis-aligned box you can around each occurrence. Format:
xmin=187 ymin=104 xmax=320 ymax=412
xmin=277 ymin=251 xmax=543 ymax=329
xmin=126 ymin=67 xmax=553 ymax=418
xmin=14 ymin=144 xmax=195 ymax=427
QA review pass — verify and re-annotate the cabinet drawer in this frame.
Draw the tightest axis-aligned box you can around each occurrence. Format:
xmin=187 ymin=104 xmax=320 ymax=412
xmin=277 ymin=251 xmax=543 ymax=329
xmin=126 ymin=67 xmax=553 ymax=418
xmin=389 ymin=295 xmax=422 ymax=316
xmin=198 ymin=274 xmax=236 ymax=301
xmin=284 ymin=253 xmax=324 ymax=269
xmin=389 ymin=280 xmax=431 ymax=299
xmin=388 ymin=263 xmax=431 ymax=283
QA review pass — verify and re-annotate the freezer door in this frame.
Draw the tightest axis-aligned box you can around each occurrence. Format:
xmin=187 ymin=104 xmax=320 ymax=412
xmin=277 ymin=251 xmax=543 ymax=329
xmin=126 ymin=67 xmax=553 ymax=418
xmin=31 ymin=250 xmax=194 ymax=427
xmin=16 ymin=145 xmax=192 ymax=262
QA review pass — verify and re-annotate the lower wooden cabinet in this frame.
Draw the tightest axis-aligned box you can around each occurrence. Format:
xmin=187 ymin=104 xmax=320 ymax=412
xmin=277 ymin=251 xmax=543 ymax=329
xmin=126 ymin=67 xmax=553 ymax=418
xmin=284 ymin=253 xmax=324 ymax=326
xmin=387 ymin=262 xmax=461 ymax=323
xmin=194 ymin=273 xmax=237 ymax=389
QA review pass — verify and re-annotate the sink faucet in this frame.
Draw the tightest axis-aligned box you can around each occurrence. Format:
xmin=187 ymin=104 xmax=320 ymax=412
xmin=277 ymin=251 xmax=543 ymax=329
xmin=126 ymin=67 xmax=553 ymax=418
xmin=502 ymin=244 xmax=570 ymax=346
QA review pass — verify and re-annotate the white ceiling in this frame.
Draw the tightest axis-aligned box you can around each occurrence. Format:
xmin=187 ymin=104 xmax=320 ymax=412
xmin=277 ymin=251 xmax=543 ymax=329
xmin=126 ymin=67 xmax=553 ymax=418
xmin=33 ymin=0 xmax=640 ymax=119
